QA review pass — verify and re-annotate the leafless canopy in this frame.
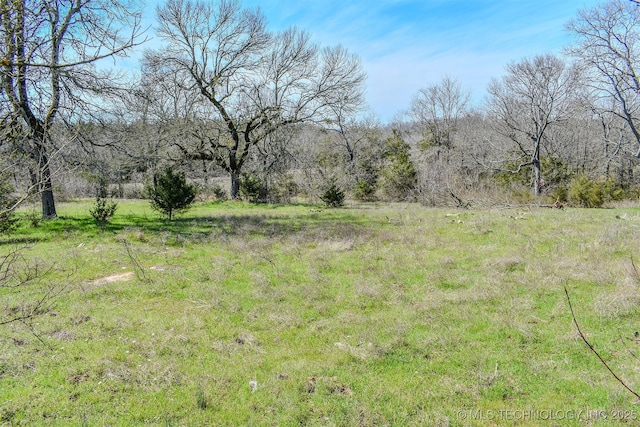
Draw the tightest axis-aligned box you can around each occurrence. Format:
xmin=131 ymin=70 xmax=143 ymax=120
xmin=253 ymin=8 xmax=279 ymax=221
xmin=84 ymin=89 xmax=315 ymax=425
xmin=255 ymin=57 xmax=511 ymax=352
xmin=145 ymin=0 xmax=366 ymax=198
xmin=410 ymin=76 xmax=471 ymax=150
xmin=567 ymin=0 xmax=640 ymax=157
xmin=486 ymin=54 xmax=583 ymax=195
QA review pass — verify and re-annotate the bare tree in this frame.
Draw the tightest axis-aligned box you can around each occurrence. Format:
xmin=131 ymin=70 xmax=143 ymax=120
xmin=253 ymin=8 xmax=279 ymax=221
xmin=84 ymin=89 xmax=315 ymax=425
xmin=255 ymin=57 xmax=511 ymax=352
xmin=145 ymin=0 xmax=366 ymax=199
xmin=567 ymin=0 xmax=640 ymax=159
xmin=108 ymin=64 xmax=210 ymax=186
xmin=486 ymin=54 xmax=583 ymax=196
xmin=591 ymin=103 xmax=630 ymax=179
xmin=0 ymin=0 xmax=145 ymax=218
xmin=410 ymin=76 xmax=471 ymax=154
xmin=323 ymin=111 xmax=380 ymax=185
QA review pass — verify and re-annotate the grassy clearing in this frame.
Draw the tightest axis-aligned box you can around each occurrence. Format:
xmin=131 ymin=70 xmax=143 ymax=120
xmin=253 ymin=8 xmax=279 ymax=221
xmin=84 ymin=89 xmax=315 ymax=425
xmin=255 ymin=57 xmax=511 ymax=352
xmin=2 ymin=200 xmax=640 ymax=425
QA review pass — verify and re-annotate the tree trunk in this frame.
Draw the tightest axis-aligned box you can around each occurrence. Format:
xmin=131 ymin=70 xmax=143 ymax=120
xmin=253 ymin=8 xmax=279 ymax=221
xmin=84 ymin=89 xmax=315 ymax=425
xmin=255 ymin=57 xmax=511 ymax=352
xmin=28 ymin=135 xmax=58 ymax=219
xmin=39 ymin=163 xmax=57 ymax=219
xmin=202 ymin=159 xmax=209 ymax=186
xmin=41 ymin=188 xmax=56 ymax=219
xmin=533 ymin=139 xmax=542 ymax=197
xmin=533 ymin=161 xmax=542 ymax=197
xmin=230 ymin=170 xmax=240 ymax=200
xmin=34 ymin=138 xmax=57 ymax=218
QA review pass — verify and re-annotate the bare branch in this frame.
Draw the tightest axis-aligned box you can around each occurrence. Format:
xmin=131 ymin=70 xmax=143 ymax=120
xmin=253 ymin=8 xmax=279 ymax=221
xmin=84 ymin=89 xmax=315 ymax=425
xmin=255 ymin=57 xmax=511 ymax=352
xmin=486 ymin=54 xmax=583 ymax=195
xmin=120 ymin=238 xmax=146 ymax=281
xmin=145 ymin=0 xmax=366 ymax=198
xmin=631 ymin=254 xmax=640 ymax=283
xmin=567 ymin=0 xmax=640 ymax=156
xmin=564 ymin=286 xmax=640 ymax=400
xmin=409 ymin=76 xmax=471 ymax=150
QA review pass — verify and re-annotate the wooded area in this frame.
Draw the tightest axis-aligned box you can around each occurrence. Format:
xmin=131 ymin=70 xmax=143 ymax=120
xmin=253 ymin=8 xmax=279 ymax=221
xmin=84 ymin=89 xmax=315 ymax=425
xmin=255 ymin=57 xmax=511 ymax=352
xmin=3 ymin=0 xmax=640 ymax=220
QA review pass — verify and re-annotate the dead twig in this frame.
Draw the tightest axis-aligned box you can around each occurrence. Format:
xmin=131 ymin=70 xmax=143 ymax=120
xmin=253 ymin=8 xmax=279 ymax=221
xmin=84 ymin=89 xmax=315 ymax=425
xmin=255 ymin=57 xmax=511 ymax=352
xmin=564 ymin=286 xmax=640 ymax=400
xmin=19 ymin=318 xmax=50 ymax=348
xmin=631 ymin=254 xmax=640 ymax=284
xmin=120 ymin=238 xmax=146 ymax=281
xmin=552 ymin=197 xmax=564 ymax=209
xmin=619 ymin=333 xmax=640 ymax=364
xmin=449 ymin=190 xmax=469 ymax=209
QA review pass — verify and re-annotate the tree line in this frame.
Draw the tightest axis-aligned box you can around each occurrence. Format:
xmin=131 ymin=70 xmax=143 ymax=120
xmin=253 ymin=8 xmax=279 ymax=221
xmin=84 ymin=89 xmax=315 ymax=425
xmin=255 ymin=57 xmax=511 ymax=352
xmin=2 ymin=0 xmax=640 ymax=221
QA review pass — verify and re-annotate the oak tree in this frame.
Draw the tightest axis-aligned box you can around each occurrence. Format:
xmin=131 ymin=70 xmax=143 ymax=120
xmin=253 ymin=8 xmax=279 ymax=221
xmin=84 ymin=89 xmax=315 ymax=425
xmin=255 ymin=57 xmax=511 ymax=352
xmin=0 ymin=0 xmax=145 ymax=218
xmin=145 ymin=0 xmax=366 ymax=199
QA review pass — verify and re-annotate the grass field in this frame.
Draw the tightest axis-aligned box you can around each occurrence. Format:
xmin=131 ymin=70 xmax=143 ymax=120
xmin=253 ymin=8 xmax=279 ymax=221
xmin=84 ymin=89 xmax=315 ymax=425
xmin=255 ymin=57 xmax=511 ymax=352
xmin=2 ymin=200 xmax=640 ymax=425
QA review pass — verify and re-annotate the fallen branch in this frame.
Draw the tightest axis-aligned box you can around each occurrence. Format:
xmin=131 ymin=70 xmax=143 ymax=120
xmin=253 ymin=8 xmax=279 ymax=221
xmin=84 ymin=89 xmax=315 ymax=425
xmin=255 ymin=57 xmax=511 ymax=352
xmin=564 ymin=286 xmax=640 ymax=400
xmin=449 ymin=190 xmax=470 ymax=209
xmin=631 ymin=254 xmax=640 ymax=284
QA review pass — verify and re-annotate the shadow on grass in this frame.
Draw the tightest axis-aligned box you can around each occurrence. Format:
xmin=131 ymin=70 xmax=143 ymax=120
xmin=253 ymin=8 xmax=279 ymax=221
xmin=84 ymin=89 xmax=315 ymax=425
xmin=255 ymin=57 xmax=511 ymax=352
xmin=1 ymin=206 xmax=380 ymax=246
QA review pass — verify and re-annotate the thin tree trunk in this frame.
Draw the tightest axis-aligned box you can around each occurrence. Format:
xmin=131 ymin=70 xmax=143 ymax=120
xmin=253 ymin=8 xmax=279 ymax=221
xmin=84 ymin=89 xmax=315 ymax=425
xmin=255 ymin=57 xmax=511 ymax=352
xmin=534 ymin=162 xmax=542 ymax=196
xmin=533 ymin=139 xmax=542 ymax=197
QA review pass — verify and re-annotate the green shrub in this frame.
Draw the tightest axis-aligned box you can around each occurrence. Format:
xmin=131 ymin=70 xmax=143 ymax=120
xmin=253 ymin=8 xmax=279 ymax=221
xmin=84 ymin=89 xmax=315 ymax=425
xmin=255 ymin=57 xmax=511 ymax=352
xmin=240 ymin=173 xmax=267 ymax=203
xmin=495 ymin=156 xmax=572 ymax=193
xmin=320 ymin=179 xmax=345 ymax=208
xmin=0 ymin=210 xmax=19 ymax=233
xmin=353 ymin=179 xmax=377 ymax=202
xmin=89 ymin=178 xmax=117 ymax=226
xmin=601 ymin=178 xmax=627 ymax=202
xmin=269 ymin=174 xmax=299 ymax=204
xmin=25 ymin=210 xmax=41 ymax=228
xmin=211 ymin=185 xmax=228 ymax=201
xmin=354 ymin=143 xmax=384 ymax=199
xmin=548 ymin=185 xmax=569 ymax=205
xmin=147 ymin=167 xmax=196 ymax=220
xmin=89 ymin=196 xmax=118 ymax=226
xmin=378 ymin=130 xmax=417 ymax=201
xmin=509 ymin=188 xmax=536 ymax=205
xmin=568 ymin=175 xmax=625 ymax=208
xmin=379 ymin=158 xmax=417 ymax=201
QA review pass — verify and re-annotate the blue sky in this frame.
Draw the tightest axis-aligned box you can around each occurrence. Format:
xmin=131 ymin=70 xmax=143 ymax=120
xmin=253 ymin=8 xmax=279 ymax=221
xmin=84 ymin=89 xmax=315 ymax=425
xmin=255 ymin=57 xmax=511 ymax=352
xmin=141 ymin=0 xmax=603 ymax=122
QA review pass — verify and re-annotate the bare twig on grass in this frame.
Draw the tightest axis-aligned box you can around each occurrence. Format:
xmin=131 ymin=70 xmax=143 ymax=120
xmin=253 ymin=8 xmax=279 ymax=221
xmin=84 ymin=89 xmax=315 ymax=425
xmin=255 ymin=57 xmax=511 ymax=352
xmin=19 ymin=319 xmax=51 ymax=348
xmin=0 ymin=283 xmax=64 ymax=327
xmin=619 ymin=333 xmax=640 ymax=364
xmin=120 ymin=238 xmax=146 ymax=281
xmin=0 ymin=245 xmax=51 ymax=287
xmin=564 ymin=286 xmax=640 ymax=400
xmin=1 ymin=247 xmax=69 ymax=347
xmin=630 ymin=254 xmax=640 ymax=284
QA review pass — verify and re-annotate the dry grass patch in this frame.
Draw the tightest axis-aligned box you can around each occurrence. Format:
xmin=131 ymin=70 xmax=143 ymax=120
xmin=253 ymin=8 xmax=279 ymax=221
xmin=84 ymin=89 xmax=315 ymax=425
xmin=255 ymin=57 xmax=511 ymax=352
xmin=92 ymin=271 xmax=135 ymax=287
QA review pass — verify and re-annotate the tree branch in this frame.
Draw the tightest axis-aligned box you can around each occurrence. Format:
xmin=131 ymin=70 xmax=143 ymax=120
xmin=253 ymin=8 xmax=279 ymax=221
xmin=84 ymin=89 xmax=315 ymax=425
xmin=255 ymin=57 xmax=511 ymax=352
xmin=564 ymin=286 xmax=640 ymax=400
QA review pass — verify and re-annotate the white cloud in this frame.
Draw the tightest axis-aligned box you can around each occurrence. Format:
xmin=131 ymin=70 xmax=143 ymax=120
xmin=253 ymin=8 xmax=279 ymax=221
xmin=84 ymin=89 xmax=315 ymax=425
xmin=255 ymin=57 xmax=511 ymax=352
xmin=142 ymin=0 xmax=604 ymax=122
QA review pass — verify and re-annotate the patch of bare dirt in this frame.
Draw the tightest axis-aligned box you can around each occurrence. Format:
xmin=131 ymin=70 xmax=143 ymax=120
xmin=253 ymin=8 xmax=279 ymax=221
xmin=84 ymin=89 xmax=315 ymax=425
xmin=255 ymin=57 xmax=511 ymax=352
xmin=92 ymin=271 xmax=135 ymax=287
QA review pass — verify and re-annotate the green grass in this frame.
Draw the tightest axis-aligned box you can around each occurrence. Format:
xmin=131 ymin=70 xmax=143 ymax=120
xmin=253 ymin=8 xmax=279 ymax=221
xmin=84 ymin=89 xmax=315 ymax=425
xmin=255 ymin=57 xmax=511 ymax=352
xmin=2 ymin=200 xmax=640 ymax=425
